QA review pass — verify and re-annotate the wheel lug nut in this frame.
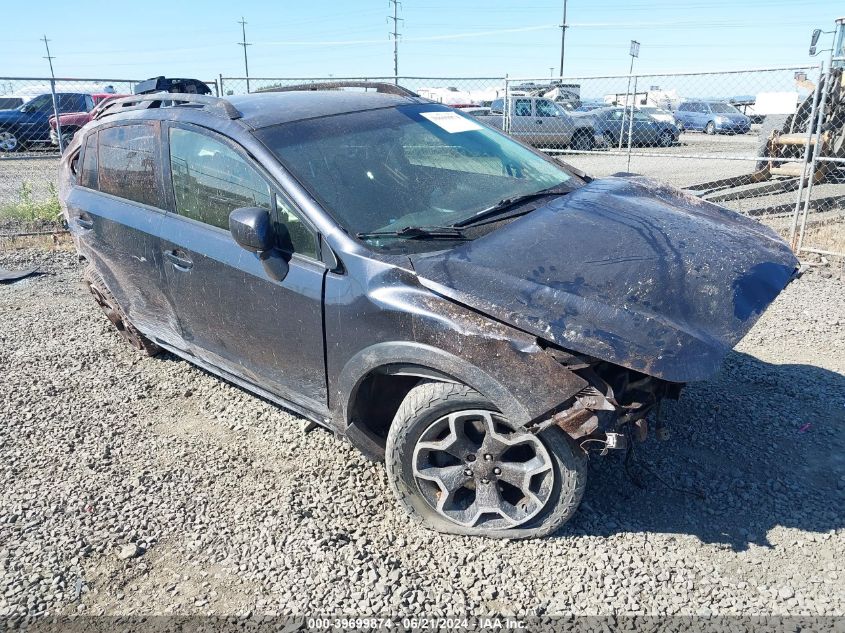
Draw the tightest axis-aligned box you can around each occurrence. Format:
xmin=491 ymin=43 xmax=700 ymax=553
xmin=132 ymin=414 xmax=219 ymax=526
xmin=484 ymin=454 xmax=492 ymax=461
xmin=493 ymin=467 xmax=501 ymax=475
xmin=466 ymin=454 xmax=476 ymax=462
xmin=463 ymin=468 xmax=472 ymax=477
xmin=480 ymin=478 xmax=490 ymax=485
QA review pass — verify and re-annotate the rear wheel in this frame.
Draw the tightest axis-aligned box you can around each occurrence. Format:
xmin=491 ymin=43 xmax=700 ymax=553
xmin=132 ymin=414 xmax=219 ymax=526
xmin=84 ymin=265 xmax=161 ymax=356
xmin=386 ymin=382 xmax=587 ymax=539
xmin=570 ymin=130 xmax=594 ymax=151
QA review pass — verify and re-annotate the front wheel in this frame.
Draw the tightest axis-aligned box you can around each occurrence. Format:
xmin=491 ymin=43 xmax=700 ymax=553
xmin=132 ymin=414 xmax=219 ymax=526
xmin=0 ymin=130 xmax=21 ymax=152
xmin=659 ymin=129 xmax=675 ymax=147
xmin=386 ymin=382 xmax=587 ymax=539
xmin=705 ymin=121 xmax=716 ymax=135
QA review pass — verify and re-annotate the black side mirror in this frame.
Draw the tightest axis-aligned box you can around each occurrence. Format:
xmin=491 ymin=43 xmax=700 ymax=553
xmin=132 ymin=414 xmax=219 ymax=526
xmin=229 ymin=206 xmax=289 ymax=282
xmin=811 ymin=29 xmax=822 ymax=47
xmin=229 ymin=207 xmax=274 ymax=252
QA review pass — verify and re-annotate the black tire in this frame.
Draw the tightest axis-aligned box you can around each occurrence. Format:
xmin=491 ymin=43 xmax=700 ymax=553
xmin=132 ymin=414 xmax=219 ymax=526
xmin=0 ymin=129 xmax=22 ymax=152
xmin=704 ymin=120 xmax=716 ymax=135
xmin=83 ymin=264 xmax=161 ymax=356
xmin=570 ymin=130 xmax=594 ymax=152
xmin=385 ymin=382 xmax=587 ymax=539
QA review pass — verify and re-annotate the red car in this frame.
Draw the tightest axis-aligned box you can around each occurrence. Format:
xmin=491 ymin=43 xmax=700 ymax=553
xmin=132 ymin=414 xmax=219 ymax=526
xmin=49 ymin=93 xmax=128 ymax=147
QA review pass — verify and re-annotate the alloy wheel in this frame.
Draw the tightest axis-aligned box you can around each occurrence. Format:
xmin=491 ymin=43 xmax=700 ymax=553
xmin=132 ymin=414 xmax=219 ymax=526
xmin=412 ymin=410 xmax=555 ymax=530
xmin=0 ymin=131 xmax=19 ymax=152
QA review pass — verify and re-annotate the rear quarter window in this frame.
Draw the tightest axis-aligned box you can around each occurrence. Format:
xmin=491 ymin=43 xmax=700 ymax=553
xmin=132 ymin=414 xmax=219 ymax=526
xmin=97 ymin=123 xmax=164 ymax=208
xmin=80 ymin=133 xmax=98 ymax=190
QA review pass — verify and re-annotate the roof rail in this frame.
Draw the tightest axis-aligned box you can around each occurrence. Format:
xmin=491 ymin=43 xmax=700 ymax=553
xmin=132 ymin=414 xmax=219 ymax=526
xmin=94 ymin=92 xmax=242 ymax=121
xmin=259 ymin=81 xmax=419 ymax=98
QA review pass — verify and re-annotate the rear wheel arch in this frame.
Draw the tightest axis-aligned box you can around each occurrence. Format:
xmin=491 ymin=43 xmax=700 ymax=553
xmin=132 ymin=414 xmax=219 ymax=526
xmin=338 ymin=342 xmax=531 ymax=460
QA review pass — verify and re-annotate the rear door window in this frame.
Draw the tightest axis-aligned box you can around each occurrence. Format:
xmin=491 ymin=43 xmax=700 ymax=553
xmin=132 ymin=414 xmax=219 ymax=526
xmin=535 ymin=99 xmax=558 ymax=118
xmin=514 ymin=99 xmax=532 ymax=116
xmin=97 ymin=122 xmax=164 ymax=208
xmin=57 ymin=94 xmax=85 ymax=113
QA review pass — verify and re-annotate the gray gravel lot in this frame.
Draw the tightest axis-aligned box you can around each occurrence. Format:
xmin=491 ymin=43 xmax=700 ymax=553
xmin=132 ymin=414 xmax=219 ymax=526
xmin=1 ymin=246 xmax=843 ymax=621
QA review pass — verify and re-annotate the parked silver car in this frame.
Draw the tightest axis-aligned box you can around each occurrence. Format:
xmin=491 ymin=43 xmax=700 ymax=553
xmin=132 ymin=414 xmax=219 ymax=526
xmin=477 ymin=97 xmax=602 ymax=150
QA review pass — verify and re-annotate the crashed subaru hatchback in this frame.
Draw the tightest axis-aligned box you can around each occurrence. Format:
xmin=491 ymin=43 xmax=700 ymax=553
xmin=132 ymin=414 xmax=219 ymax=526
xmin=59 ymin=85 xmax=798 ymax=538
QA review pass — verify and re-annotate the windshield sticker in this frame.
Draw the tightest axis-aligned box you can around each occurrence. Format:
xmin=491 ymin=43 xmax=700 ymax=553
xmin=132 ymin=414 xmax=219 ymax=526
xmin=420 ymin=111 xmax=483 ymax=133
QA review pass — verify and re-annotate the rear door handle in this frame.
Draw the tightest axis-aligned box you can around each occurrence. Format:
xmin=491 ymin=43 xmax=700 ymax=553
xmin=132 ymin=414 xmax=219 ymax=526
xmin=75 ymin=212 xmax=94 ymax=230
xmin=164 ymin=250 xmax=193 ymax=271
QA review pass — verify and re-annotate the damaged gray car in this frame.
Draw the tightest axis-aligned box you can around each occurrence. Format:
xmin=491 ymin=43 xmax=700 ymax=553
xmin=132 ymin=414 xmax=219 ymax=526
xmin=59 ymin=84 xmax=799 ymax=538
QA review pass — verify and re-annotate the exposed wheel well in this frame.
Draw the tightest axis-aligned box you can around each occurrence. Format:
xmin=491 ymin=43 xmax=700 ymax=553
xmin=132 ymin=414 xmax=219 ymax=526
xmin=346 ymin=365 xmax=462 ymax=459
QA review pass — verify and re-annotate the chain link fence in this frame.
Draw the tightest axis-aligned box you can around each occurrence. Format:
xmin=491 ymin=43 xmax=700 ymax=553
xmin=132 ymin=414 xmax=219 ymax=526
xmin=2 ymin=69 xmax=842 ymax=258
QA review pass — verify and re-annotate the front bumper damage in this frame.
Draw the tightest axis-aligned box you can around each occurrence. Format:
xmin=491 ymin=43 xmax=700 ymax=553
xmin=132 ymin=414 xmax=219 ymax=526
xmin=530 ymin=345 xmax=682 ymax=453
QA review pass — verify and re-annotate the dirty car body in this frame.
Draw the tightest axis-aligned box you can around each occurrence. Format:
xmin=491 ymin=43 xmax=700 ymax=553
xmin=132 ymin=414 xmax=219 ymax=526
xmin=59 ymin=88 xmax=798 ymax=538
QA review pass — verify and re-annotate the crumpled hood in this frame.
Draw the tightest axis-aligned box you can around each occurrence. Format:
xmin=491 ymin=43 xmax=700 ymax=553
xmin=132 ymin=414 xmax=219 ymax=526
xmin=411 ymin=175 xmax=798 ymax=382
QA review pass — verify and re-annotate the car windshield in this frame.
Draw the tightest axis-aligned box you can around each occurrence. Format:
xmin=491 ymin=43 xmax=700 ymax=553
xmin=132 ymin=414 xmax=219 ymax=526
xmin=709 ymin=102 xmax=741 ymax=114
xmin=255 ymin=104 xmax=576 ymax=243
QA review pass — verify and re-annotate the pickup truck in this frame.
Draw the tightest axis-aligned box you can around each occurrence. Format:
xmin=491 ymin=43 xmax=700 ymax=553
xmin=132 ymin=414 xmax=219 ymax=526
xmin=474 ymin=96 xmax=602 ymax=150
xmin=0 ymin=92 xmax=94 ymax=152
xmin=49 ymin=93 xmax=128 ymax=147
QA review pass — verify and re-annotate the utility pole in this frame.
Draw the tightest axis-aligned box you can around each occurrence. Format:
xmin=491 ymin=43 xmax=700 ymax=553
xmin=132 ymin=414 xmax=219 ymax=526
xmin=238 ymin=17 xmax=252 ymax=93
xmin=388 ymin=0 xmax=402 ymax=85
xmin=558 ymin=0 xmax=568 ymax=77
xmin=41 ymin=35 xmax=64 ymax=153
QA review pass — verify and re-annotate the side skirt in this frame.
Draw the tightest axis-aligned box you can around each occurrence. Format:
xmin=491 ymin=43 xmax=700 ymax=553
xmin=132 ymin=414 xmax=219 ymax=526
xmin=152 ymin=339 xmax=339 ymax=434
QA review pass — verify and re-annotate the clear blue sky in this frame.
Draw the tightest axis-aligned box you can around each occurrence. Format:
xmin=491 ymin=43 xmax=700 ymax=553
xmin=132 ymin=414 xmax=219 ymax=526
xmin=1 ymin=0 xmax=839 ymax=80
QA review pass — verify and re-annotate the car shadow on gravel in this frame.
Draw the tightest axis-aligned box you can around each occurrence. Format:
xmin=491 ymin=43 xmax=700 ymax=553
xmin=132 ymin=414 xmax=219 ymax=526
xmin=560 ymin=350 xmax=845 ymax=551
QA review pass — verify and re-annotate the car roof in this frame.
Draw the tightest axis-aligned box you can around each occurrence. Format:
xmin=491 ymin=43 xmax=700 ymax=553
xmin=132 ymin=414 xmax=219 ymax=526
xmin=225 ymin=91 xmax=428 ymax=128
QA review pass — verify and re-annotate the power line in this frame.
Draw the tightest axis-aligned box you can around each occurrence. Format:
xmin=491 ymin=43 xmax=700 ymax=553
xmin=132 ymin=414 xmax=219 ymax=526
xmin=238 ymin=16 xmax=252 ymax=92
xmin=388 ymin=0 xmax=403 ymax=84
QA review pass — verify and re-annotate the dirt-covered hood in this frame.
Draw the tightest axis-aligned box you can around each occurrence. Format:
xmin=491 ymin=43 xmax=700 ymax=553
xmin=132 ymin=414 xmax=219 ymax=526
xmin=411 ymin=175 xmax=799 ymax=382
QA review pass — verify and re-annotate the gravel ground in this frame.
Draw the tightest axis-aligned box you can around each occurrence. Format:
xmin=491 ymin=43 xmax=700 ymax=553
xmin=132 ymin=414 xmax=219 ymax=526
xmin=1 ymin=245 xmax=843 ymax=622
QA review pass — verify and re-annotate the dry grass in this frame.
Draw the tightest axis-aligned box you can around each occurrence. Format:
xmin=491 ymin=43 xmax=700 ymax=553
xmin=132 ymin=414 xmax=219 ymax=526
xmin=0 ymin=232 xmax=74 ymax=252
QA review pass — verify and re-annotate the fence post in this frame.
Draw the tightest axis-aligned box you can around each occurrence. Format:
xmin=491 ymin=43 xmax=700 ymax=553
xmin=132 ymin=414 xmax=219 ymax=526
xmin=789 ymin=64 xmax=824 ymax=250
xmin=219 ymin=74 xmax=224 ymax=97
xmin=626 ymin=74 xmax=638 ymax=171
xmin=503 ymin=76 xmax=510 ymax=135
xmin=796 ymin=59 xmax=834 ymax=253
xmin=48 ymin=78 xmax=63 ymax=154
